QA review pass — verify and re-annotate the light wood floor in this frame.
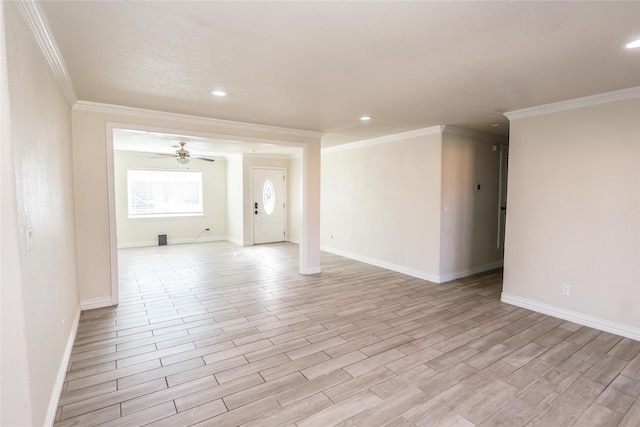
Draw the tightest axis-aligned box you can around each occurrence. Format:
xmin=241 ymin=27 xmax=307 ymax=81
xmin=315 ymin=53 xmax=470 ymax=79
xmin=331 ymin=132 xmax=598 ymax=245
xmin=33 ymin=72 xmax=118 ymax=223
xmin=55 ymin=242 xmax=640 ymax=426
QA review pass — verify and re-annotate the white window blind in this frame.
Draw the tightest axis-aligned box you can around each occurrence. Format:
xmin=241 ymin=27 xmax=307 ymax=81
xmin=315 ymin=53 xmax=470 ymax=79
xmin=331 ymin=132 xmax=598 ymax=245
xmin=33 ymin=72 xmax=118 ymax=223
xmin=127 ymin=169 xmax=203 ymax=218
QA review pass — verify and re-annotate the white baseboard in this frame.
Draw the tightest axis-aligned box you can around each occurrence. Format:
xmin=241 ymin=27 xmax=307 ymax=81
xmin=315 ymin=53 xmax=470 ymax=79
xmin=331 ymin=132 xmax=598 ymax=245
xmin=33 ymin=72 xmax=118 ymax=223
xmin=169 ymin=236 xmax=227 ymax=245
xmin=321 ymin=246 xmax=504 ymax=284
xmin=501 ymin=293 xmax=640 ymax=341
xmin=80 ymin=297 xmax=114 ymax=311
xmin=439 ymin=260 xmax=504 ymax=283
xmin=45 ymin=305 xmax=81 ymax=426
xmin=287 ymin=237 xmax=300 ymax=244
xmin=301 ymin=266 xmax=321 ymax=274
xmin=118 ymin=241 xmax=156 ymax=248
xmin=321 ymin=246 xmax=441 ymax=283
xmin=118 ymin=236 xmax=227 ymax=248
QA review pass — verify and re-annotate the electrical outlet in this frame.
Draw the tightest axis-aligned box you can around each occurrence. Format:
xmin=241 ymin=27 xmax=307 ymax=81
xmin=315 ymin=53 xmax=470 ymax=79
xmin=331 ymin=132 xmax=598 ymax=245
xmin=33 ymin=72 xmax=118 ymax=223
xmin=562 ymin=285 xmax=570 ymax=296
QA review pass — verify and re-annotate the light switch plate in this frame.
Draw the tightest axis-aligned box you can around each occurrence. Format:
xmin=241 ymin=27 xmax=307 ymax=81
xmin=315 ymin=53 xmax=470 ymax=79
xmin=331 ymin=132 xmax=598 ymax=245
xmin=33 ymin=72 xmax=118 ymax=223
xmin=25 ymin=225 xmax=33 ymax=252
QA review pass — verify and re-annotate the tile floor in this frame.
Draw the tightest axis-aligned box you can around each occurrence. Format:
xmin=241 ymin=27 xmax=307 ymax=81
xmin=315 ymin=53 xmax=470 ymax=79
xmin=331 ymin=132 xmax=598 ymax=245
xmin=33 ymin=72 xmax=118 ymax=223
xmin=54 ymin=242 xmax=640 ymax=426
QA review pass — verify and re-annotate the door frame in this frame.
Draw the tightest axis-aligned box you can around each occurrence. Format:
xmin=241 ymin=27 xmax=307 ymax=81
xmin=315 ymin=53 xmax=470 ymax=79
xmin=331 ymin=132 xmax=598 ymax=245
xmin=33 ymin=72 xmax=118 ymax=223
xmin=106 ymin=121 xmax=320 ymax=308
xmin=250 ymin=166 xmax=287 ymax=245
xmin=497 ymin=143 xmax=509 ymax=250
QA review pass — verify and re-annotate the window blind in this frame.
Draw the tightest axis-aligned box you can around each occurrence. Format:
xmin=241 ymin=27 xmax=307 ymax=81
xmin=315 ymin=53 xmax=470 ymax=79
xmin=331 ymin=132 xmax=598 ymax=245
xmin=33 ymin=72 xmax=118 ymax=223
xmin=127 ymin=169 xmax=203 ymax=218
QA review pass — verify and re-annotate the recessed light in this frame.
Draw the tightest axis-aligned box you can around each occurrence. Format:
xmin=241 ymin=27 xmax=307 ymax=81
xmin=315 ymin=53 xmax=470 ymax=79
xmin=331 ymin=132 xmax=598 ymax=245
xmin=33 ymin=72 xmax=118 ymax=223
xmin=491 ymin=123 xmax=500 ymax=127
xmin=209 ymin=89 xmax=227 ymax=97
xmin=625 ymin=39 xmax=640 ymax=49
xmin=360 ymin=116 xmax=371 ymax=121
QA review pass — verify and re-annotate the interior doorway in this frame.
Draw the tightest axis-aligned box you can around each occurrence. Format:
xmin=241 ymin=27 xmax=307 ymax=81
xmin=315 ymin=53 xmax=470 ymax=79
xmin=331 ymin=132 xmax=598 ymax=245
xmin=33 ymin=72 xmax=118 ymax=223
xmin=106 ymin=123 xmax=316 ymax=307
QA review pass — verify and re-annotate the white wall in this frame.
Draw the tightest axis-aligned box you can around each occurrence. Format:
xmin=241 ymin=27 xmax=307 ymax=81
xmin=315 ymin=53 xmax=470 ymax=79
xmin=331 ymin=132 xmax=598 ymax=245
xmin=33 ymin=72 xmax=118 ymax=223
xmin=113 ymin=150 xmax=227 ymax=246
xmin=1 ymin=4 xmax=32 ymax=425
xmin=321 ymin=127 xmax=505 ymax=283
xmin=288 ymin=154 xmax=302 ymax=243
xmin=503 ymin=93 xmax=640 ymax=339
xmin=226 ymin=154 xmax=244 ymax=245
xmin=440 ymin=128 xmax=505 ymax=280
xmin=301 ymin=140 xmax=322 ymax=274
xmin=2 ymin=2 xmax=80 ymax=425
xmin=321 ymin=129 xmax=443 ymax=280
xmin=72 ymin=107 xmax=321 ymax=303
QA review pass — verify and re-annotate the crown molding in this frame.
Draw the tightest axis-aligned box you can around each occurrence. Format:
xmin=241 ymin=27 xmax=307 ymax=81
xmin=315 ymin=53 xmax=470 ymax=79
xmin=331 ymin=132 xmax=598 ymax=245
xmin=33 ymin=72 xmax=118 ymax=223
xmin=322 ymin=126 xmax=444 ymax=154
xmin=74 ymin=101 xmax=323 ymax=140
xmin=504 ymin=86 xmax=640 ymax=120
xmin=16 ymin=0 xmax=77 ymax=105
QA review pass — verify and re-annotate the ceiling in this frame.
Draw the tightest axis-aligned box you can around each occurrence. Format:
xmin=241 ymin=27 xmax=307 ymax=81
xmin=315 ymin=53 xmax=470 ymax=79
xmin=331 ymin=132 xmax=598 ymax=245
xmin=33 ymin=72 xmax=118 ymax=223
xmin=41 ymin=1 xmax=640 ymax=149
xmin=112 ymin=128 xmax=302 ymax=158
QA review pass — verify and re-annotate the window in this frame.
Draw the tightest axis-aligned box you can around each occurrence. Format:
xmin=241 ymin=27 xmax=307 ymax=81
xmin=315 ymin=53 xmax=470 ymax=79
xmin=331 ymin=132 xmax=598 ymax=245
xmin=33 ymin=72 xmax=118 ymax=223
xmin=263 ymin=179 xmax=275 ymax=215
xmin=127 ymin=169 xmax=203 ymax=218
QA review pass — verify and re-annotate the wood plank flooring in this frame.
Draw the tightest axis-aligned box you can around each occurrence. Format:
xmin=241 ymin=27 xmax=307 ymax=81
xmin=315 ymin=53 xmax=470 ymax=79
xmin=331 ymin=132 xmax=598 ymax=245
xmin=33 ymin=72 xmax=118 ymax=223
xmin=54 ymin=242 xmax=640 ymax=426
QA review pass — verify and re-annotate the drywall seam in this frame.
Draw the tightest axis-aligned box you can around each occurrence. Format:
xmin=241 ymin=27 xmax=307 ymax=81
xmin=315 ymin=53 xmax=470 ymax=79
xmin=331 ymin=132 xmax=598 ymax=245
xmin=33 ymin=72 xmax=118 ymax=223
xmin=501 ymin=293 xmax=640 ymax=341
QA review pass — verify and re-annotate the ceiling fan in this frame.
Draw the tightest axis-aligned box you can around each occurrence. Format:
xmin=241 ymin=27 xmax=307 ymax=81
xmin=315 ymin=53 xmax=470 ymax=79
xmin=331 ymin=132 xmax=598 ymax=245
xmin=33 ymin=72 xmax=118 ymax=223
xmin=154 ymin=141 xmax=215 ymax=164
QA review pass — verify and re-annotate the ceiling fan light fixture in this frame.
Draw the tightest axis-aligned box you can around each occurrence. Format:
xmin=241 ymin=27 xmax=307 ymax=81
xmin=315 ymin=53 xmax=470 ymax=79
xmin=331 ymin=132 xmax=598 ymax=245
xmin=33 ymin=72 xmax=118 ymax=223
xmin=176 ymin=157 xmax=190 ymax=164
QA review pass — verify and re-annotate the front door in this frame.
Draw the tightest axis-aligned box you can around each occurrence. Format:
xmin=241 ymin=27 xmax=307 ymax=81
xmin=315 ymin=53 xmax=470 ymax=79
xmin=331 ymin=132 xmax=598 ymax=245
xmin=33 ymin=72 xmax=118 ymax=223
xmin=253 ymin=168 xmax=285 ymax=244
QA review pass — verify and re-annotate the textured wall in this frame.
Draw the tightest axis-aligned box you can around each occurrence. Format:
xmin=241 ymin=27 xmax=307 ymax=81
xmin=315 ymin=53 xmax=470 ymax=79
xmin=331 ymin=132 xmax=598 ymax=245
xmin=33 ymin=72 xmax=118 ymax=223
xmin=3 ymin=2 xmax=80 ymax=424
xmin=503 ymin=97 xmax=640 ymax=333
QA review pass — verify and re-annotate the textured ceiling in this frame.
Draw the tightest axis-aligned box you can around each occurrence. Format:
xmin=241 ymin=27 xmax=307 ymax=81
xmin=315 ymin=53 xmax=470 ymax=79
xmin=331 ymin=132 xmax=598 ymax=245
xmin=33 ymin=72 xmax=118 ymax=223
xmin=112 ymin=128 xmax=302 ymax=157
xmin=41 ymin=1 xmax=640 ymax=146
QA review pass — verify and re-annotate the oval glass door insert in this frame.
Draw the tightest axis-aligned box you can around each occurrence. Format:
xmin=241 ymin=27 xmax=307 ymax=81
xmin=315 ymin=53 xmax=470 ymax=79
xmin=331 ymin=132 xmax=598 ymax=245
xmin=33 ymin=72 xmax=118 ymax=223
xmin=263 ymin=179 xmax=275 ymax=215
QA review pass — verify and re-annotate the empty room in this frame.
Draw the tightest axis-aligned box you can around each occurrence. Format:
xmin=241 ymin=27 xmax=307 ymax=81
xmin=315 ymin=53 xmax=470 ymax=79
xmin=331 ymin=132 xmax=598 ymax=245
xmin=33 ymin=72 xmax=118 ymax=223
xmin=2 ymin=1 xmax=639 ymax=426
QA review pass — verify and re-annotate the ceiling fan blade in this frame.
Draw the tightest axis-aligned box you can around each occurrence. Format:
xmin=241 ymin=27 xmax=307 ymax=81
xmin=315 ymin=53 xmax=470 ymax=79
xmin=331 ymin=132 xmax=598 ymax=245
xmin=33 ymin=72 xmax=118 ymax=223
xmin=190 ymin=155 xmax=215 ymax=162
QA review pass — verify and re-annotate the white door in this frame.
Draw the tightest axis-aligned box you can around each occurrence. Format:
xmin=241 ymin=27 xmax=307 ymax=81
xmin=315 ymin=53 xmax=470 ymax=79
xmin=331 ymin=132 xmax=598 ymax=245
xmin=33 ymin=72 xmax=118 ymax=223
xmin=253 ymin=168 xmax=285 ymax=244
